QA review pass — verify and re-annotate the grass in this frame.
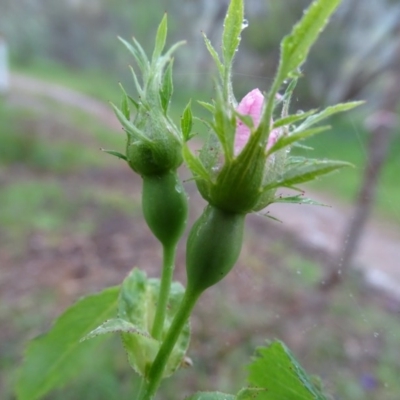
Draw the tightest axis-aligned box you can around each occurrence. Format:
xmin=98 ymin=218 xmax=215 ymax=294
xmin=0 ymin=101 xmax=132 ymax=249
xmin=12 ymin=59 xmax=122 ymax=104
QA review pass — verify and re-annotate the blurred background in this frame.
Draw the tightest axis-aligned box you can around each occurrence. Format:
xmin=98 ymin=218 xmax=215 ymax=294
xmin=1 ymin=0 xmax=400 ymax=399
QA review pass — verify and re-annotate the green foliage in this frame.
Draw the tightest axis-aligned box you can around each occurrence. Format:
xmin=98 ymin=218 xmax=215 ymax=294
xmin=84 ymin=269 xmax=190 ymax=379
xmin=186 ymin=0 xmax=358 ymax=216
xmin=222 ymin=0 xmax=244 ymax=67
xmin=277 ymin=0 xmax=341 ymax=81
xmin=262 ymin=0 xmax=343 ymax=134
xmin=16 ymin=287 xmax=119 ymax=400
xmin=244 ymin=341 xmax=328 ymax=400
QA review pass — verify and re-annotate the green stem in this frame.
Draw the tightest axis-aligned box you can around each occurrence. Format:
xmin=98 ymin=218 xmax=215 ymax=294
xmin=141 ymin=287 xmax=200 ymax=400
xmin=135 ymin=377 xmax=145 ymax=400
xmin=151 ymin=244 xmax=177 ymax=339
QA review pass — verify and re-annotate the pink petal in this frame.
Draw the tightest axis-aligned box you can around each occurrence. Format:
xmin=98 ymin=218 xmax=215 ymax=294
xmin=234 ymin=89 xmax=264 ymax=155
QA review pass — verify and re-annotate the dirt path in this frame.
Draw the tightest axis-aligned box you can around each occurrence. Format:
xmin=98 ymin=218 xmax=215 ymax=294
xmin=9 ymin=73 xmax=400 ymax=298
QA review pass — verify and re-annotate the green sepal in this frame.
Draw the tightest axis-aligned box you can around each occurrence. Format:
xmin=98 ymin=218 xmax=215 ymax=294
xmin=273 ymin=194 xmax=328 ymax=207
xmin=273 ymin=109 xmax=317 ymax=129
xmin=128 ymin=94 xmax=139 ymax=110
xmin=263 ymin=159 xmax=352 ymax=191
xmin=160 ymin=58 xmax=174 ymax=114
xmin=186 ymin=392 xmax=235 ymax=400
xmin=266 ymin=126 xmax=330 ymax=156
xmin=294 ymin=101 xmax=364 ymax=132
xmin=183 ymin=144 xmax=211 ymax=181
xmin=152 ymin=13 xmax=168 ymax=60
xmin=210 ymin=129 xmax=267 ymax=213
xmin=16 ymin=287 xmax=119 ymax=400
xmin=245 ymin=340 xmax=328 ymax=399
xmin=212 ymin=86 xmax=236 ymax=162
xmin=234 ymin=109 xmax=254 ymax=129
xmin=129 ymin=65 xmax=144 ymax=97
xmin=197 ymin=100 xmax=215 ymax=114
xmin=202 ymin=34 xmax=224 ymax=78
xmin=118 ymin=36 xmax=149 ymax=74
xmin=199 ymin=132 xmax=222 ymax=175
xmin=110 ymin=102 xmax=150 ymax=143
xmin=119 ymin=83 xmax=131 ymax=120
xmin=181 ymin=100 xmax=193 ymax=141
xmin=281 ymin=77 xmax=298 ymax=115
xmin=118 ymin=269 xmax=190 ymax=379
xmin=101 ymin=149 xmax=128 ymax=161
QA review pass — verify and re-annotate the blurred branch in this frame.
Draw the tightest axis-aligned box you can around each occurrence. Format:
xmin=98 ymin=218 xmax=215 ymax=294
xmin=320 ymin=66 xmax=400 ymax=291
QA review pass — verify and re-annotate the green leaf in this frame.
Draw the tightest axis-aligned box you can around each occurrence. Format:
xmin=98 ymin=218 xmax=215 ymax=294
xmin=181 ymin=100 xmax=193 ymax=141
xmin=153 ymin=14 xmax=168 ymax=60
xmin=246 ymin=340 xmax=327 ymax=400
xmin=186 ymin=392 xmax=235 ymax=400
xmin=118 ymin=269 xmax=190 ymax=379
xmin=183 ymin=145 xmax=211 ymax=181
xmin=81 ymin=318 xmax=148 ymax=341
xmin=222 ymin=0 xmax=244 ymax=65
xmin=101 ymin=149 xmax=128 ymax=161
xmin=267 ymin=126 xmax=330 ymax=156
xmin=16 ymin=286 xmax=119 ymax=400
xmin=278 ymin=0 xmax=342 ymax=82
xmin=263 ymin=159 xmax=352 ymax=191
xmin=236 ymin=388 xmax=266 ymax=399
xmin=294 ymin=101 xmax=364 ymax=132
xmin=160 ymin=59 xmax=174 ymax=114
xmin=203 ymin=33 xmax=224 ymax=77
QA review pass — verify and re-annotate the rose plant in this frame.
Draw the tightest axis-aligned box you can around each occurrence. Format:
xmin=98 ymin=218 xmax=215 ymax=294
xmin=16 ymin=0 xmax=363 ymax=399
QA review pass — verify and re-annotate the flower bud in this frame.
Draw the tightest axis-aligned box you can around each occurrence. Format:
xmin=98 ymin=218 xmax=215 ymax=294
xmin=126 ymin=131 xmax=183 ymax=176
xmin=186 ymin=205 xmax=245 ymax=295
xmin=142 ymin=170 xmax=188 ymax=248
xmin=235 ymin=88 xmax=281 ymax=154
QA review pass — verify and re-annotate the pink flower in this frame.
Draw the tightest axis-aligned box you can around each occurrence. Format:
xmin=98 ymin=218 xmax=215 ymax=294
xmin=234 ymin=88 xmax=280 ymax=155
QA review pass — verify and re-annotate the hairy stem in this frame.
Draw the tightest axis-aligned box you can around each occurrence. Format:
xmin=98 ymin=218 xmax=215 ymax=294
xmin=142 ymin=288 xmax=200 ymax=400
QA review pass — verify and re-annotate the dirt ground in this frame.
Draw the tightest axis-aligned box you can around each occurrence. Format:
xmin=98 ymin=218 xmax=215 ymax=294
xmin=10 ymin=72 xmax=400 ymax=298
